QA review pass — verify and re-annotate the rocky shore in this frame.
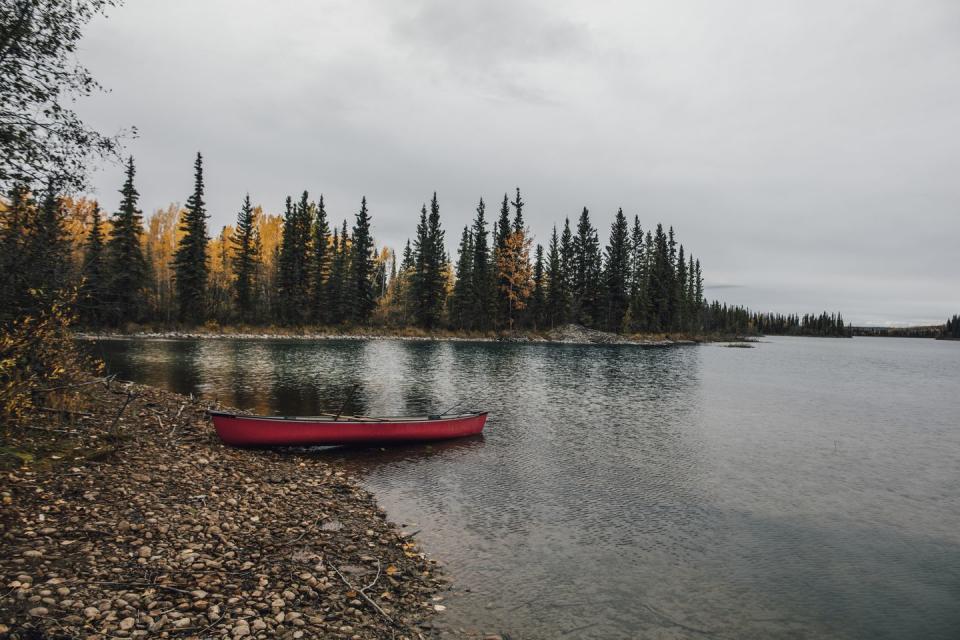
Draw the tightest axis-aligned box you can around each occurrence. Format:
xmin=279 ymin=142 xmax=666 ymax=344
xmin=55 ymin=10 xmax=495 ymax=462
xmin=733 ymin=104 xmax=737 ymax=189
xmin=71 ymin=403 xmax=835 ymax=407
xmin=76 ymin=323 xmax=698 ymax=348
xmin=0 ymin=381 xmax=446 ymax=639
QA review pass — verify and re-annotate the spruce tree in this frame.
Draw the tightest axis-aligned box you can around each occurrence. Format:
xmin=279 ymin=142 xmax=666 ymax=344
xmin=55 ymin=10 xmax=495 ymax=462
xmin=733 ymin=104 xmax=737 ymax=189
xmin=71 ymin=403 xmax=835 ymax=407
xmin=349 ymin=196 xmax=376 ymax=323
xmin=34 ymin=182 xmax=69 ymax=297
xmin=649 ymin=224 xmax=672 ymax=331
xmin=559 ymin=218 xmax=574 ymax=325
xmin=666 ymin=226 xmax=680 ymax=329
xmin=173 ymin=152 xmax=209 ymax=323
xmin=603 ymin=208 xmax=630 ymax=332
xmin=277 ymin=192 xmax=313 ymax=324
xmin=411 ymin=194 xmax=446 ymax=328
xmin=79 ymin=203 xmax=106 ymax=325
xmin=494 ymin=193 xmax=512 ymax=328
xmin=572 ymin=207 xmax=601 ymax=327
xmin=106 ymin=156 xmax=147 ymax=325
xmin=312 ymin=195 xmax=330 ymax=323
xmin=450 ymin=225 xmax=474 ymax=330
xmin=326 ymin=224 xmax=347 ymax=324
xmin=397 ymin=238 xmax=414 ymax=324
xmin=628 ymin=216 xmax=648 ymax=332
xmin=686 ymin=253 xmax=697 ymax=332
xmin=675 ymin=244 xmax=687 ymax=332
xmin=469 ymin=198 xmax=493 ymax=331
xmin=511 ymin=188 xmax=524 ymax=233
xmin=530 ymin=243 xmax=545 ymax=329
xmin=545 ymin=225 xmax=566 ymax=328
xmin=694 ymin=259 xmax=704 ymax=316
xmin=277 ymin=196 xmax=295 ymax=322
xmin=231 ymin=194 xmax=261 ymax=323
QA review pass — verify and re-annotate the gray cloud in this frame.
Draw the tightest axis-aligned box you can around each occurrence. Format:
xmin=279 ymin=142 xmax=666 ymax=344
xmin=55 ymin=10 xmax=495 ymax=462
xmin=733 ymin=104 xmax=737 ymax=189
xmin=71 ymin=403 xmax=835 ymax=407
xmin=75 ymin=0 xmax=960 ymax=325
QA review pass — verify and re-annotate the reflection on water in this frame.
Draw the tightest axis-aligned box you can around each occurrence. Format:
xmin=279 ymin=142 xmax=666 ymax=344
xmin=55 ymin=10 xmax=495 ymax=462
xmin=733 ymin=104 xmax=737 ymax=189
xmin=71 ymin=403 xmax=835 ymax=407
xmin=90 ymin=336 xmax=960 ymax=639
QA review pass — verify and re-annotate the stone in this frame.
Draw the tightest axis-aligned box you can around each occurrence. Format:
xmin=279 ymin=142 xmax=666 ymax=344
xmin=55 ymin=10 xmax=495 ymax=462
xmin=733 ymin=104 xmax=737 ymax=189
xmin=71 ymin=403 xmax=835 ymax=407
xmin=28 ymin=606 xmax=49 ymax=616
xmin=138 ymin=546 xmax=151 ymax=558
xmin=119 ymin=617 xmax=136 ymax=630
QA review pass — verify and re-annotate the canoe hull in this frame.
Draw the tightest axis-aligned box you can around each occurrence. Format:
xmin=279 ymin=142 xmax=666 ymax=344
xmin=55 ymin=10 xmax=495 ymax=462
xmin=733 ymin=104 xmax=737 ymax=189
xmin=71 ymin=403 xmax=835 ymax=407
xmin=210 ymin=411 xmax=487 ymax=447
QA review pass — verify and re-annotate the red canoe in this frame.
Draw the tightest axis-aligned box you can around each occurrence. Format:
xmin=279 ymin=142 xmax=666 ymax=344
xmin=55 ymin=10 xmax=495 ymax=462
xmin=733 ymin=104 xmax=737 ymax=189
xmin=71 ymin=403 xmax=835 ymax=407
xmin=209 ymin=410 xmax=488 ymax=447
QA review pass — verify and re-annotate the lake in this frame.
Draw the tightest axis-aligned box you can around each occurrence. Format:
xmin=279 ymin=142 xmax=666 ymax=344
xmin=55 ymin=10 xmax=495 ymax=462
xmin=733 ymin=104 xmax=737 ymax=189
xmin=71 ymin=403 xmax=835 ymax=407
xmin=90 ymin=336 xmax=960 ymax=639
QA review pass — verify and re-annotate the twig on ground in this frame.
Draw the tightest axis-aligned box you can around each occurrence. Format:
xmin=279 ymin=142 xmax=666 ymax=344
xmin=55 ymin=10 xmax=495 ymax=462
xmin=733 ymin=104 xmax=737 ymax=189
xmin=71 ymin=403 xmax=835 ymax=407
xmin=361 ymin=559 xmax=383 ymax=594
xmin=196 ymin=610 xmax=228 ymax=635
xmin=39 ymin=375 xmax=115 ymax=393
xmin=36 ymin=406 xmax=93 ymax=418
xmin=108 ymin=386 xmax=138 ymax=438
xmin=289 ymin=517 xmax=322 ymax=544
xmin=21 ymin=424 xmax=79 ymax=434
xmin=331 ymin=562 xmax=397 ymax=627
xmin=86 ymin=580 xmax=193 ymax=596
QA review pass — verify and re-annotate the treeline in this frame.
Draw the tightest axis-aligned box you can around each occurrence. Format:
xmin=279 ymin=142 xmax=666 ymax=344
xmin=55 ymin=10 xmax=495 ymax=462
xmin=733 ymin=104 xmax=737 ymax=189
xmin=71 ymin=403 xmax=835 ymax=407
xmin=851 ymin=325 xmax=942 ymax=338
xmin=752 ymin=311 xmax=851 ymax=337
xmin=942 ymin=315 xmax=960 ymax=340
xmin=2 ymin=154 xmax=748 ymax=336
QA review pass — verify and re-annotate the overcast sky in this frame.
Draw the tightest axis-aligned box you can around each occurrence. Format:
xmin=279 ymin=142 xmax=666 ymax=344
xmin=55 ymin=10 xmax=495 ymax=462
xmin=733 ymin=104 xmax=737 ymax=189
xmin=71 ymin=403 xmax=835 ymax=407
xmin=76 ymin=0 xmax=960 ymax=325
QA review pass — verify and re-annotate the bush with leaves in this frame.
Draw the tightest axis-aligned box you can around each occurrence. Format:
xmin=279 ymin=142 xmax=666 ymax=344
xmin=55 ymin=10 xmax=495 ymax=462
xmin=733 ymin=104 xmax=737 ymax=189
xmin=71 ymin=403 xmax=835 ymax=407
xmin=0 ymin=291 xmax=102 ymax=433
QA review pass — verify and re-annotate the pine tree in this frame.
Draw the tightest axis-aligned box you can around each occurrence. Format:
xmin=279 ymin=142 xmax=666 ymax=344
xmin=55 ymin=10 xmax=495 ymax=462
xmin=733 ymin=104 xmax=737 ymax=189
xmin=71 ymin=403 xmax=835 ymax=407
xmin=312 ymin=195 xmax=330 ymax=323
xmin=173 ymin=153 xmax=209 ymax=323
xmin=231 ymin=194 xmax=261 ymax=323
xmin=79 ymin=203 xmax=106 ymax=324
xmin=106 ymin=156 xmax=147 ymax=325
xmin=603 ymin=208 xmax=630 ymax=332
xmin=572 ymin=207 xmax=601 ymax=327
xmin=349 ymin=197 xmax=376 ymax=323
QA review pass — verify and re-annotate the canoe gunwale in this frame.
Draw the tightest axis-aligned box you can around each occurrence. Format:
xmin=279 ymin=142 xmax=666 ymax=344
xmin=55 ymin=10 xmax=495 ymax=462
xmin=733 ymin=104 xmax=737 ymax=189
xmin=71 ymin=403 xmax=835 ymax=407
xmin=207 ymin=409 xmax=487 ymax=425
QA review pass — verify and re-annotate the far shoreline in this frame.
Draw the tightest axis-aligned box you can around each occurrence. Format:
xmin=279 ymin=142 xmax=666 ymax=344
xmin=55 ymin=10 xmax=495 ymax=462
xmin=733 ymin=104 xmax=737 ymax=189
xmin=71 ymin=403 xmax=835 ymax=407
xmin=74 ymin=323 xmax=723 ymax=347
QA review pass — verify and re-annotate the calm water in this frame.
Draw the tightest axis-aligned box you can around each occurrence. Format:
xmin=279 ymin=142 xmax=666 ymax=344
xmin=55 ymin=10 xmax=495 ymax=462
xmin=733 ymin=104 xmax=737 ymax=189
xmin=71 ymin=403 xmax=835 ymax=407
xmin=90 ymin=336 xmax=960 ymax=639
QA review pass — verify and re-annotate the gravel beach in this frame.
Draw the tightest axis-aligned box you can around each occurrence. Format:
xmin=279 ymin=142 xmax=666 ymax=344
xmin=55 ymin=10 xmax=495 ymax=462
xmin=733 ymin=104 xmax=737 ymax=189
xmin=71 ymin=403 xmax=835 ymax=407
xmin=0 ymin=380 xmax=445 ymax=639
